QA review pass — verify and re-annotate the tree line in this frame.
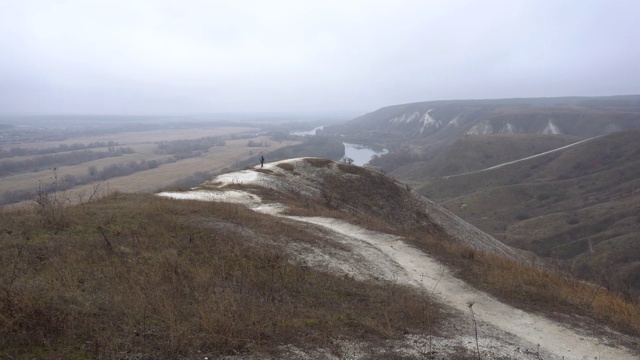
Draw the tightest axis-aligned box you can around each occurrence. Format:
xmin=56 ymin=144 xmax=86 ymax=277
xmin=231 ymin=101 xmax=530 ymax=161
xmin=0 ymin=147 xmax=134 ymax=177
xmin=155 ymin=136 xmax=226 ymax=159
xmin=0 ymin=158 xmax=175 ymax=205
xmin=0 ymin=141 xmax=121 ymax=159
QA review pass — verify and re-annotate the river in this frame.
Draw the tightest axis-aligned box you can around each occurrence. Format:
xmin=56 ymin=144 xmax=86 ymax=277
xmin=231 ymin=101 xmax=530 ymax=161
xmin=290 ymin=127 xmax=387 ymax=165
xmin=343 ymin=142 xmax=388 ymax=166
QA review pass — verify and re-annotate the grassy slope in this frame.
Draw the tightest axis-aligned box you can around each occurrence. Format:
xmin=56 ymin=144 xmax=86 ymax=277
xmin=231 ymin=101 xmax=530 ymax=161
xmin=2 ymin=158 xmax=640 ymax=358
xmin=0 ymin=193 xmax=443 ymax=359
xmin=235 ymin=159 xmax=640 ymax=341
xmin=415 ymin=130 xmax=640 ymax=294
xmin=393 ymin=134 xmax=582 ymax=180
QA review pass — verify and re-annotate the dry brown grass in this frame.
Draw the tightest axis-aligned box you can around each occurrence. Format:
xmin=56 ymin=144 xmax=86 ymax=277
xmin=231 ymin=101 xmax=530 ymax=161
xmin=0 ymin=193 xmax=444 ymax=359
xmin=262 ymin=162 xmax=640 ymax=340
xmin=10 ymin=127 xmax=258 ymax=150
xmin=416 ymin=131 xmax=640 ymax=297
xmin=276 ymin=162 xmax=295 ymax=171
xmin=403 ymin=232 xmax=640 ymax=339
xmin=283 ymin=193 xmax=640 ymax=344
xmin=303 ymin=158 xmax=333 ymax=167
xmin=6 ymin=157 xmax=638 ymax=357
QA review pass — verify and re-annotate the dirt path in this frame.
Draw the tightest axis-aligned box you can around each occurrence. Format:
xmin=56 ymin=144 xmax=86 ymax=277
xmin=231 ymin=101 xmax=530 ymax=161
xmin=274 ymin=214 xmax=636 ymax=360
xmin=444 ymin=136 xmax=601 ymax=179
xmin=158 ymin=159 xmax=636 ymax=359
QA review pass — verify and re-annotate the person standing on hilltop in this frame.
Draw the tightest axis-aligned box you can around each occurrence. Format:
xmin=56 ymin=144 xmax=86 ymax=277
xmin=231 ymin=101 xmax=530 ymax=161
xmin=260 ymin=155 xmax=265 ymax=168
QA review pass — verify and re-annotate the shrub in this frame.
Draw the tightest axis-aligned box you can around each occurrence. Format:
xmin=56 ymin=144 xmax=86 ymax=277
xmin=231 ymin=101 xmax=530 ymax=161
xmin=304 ymin=158 xmax=333 ymax=167
xmin=277 ymin=163 xmax=295 ymax=171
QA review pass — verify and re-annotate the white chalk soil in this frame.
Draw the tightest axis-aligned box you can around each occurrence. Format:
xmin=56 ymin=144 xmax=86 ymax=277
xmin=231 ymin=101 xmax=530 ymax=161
xmin=158 ymin=159 xmax=638 ymax=359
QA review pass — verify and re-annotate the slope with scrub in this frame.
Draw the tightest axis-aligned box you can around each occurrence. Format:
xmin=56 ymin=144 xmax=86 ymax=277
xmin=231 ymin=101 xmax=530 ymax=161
xmin=2 ymin=156 xmax=639 ymax=358
xmin=159 ymin=158 xmax=640 ymax=359
xmin=416 ymin=130 xmax=640 ymax=296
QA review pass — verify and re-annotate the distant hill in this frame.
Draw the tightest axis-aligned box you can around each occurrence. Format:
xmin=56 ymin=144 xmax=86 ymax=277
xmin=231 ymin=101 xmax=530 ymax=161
xmin=322 ymin=95 xmax=640 ymax=295
xmin=324 ymin=95 xmax=640 ymax=162
xmin=416 ymin=130 xmax=640 ymax=295
xmin=391 ymin=134 xmax=582 ymax=181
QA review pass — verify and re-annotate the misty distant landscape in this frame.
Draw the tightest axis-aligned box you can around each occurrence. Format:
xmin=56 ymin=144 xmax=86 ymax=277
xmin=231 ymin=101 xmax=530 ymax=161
xmin=3 ymin=95 xmax=640 ymax=358
xmin=3 ymin=0 xmax=640 ymax=359
xmin=323 ymin=95 xmax=640 ymax=297
xmin=0 ymin=114 xmax=348 ymax=205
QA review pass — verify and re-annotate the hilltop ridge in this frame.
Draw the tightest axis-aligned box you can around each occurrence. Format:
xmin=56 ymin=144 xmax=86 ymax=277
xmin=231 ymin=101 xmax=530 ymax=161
xmin=158 ymin=158 xmax=639 ymax=359
xmin=170 ymin=157 xmax=521 ymax=259
xmin=2 ymin=157 xmax=639 ymax=359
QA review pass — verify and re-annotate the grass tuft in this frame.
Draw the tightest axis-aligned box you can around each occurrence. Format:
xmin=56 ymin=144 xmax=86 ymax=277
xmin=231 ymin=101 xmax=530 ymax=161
xmin=276 ymin=163 xmax=295 ymax=171
xmin=304 ymin=158 xmax=333 ymax=167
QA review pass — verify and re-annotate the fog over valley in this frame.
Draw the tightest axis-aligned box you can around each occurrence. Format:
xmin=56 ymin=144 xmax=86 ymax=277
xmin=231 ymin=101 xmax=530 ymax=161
xmin=1 ymin=0 xmax=639 ymax=116
xmin=4 ymin=2 xmax=640 ymax=359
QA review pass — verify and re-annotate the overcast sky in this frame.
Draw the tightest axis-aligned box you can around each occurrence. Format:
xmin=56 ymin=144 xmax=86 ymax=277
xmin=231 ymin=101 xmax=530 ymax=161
xmin=1 ymin=0 xmax=639 ymax=115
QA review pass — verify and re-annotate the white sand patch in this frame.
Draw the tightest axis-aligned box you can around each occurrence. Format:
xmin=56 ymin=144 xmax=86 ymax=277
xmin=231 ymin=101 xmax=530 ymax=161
xmin=250 ymin=203 xmax=286 ymax=215
xmin=500 ymin=122 xmax=516 ymax=134
xmin=541 ymin=119 xmax=562 ymax=134
xmin=448 ymin=114 xmax=461 ymax=127
xmin=390 ymin=112 xmax=421 ymax=124
xmin=211 ymin=170 xmax=263 ymax=187
xmin=157 ymin=189 xmax=261 ymax=205
xmin=466 ymin=120 xmax=493 ymax=135
xmin=266 ymin=157 xmax=308 ymax=166
xmin=419 ymin=110 xmax=441 ymax=134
